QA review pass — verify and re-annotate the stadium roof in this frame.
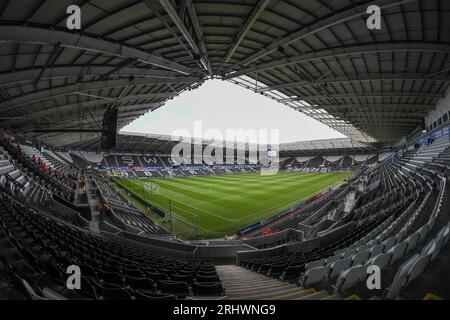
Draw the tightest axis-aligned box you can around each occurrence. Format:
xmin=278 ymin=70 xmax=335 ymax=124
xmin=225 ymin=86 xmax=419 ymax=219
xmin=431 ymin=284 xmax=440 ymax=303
xmin=64 ymin=131 xmax=372 ymax=154
xmin=280 ymin=138 xmax=369 ymax=151
xmin=0 ymin=0 xmax=448 ymax=146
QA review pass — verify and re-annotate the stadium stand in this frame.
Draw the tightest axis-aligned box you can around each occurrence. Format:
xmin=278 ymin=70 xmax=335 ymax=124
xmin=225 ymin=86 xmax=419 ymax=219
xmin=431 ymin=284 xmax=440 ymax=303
xmin=0 ymin=0 xmax=449 ymax=302
xmin=91 ymin=174 xmax=169 ymax=236
xmin=2 ymin=128 xmax=449 ymax=300
xmin=233 ymin=139 xmax=450 ymax=299
xmin=0 ymin=136 xmax=449 ymax=301
xmin=0 ymin=191 xmax=223 ymax=299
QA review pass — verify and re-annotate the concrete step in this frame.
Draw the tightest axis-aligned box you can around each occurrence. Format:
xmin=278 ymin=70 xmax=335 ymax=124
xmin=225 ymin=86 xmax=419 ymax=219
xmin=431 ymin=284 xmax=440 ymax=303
xmin=295 ymin=290 xmax=330 ymax=300
xmin=216 ymin=265 xmax=316 ymax=300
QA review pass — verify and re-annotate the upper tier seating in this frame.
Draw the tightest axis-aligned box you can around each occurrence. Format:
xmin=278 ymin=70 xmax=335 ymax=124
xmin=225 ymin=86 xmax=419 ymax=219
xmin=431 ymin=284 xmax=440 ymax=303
xmin=55 ymin=151 xmax=73 ymax=164
xmin=401 ymin=135 xmax=450 ymax=170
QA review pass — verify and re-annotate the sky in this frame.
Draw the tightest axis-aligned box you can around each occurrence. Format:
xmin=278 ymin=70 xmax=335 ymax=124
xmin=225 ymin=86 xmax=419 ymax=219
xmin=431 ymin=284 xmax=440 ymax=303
xmin=121 ymin=79 xmax=346 ymax=144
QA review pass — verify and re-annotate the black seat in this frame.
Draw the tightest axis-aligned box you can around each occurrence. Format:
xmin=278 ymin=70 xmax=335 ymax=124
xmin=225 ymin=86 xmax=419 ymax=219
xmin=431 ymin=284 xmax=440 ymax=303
xmin=145 ymin=271 xmax=168 ymax=281
xmin=282 ymin=265 xmax=304 ymax=280
xmin=98 ymin=270 xmax=124 ymax=286
xmin=195 ymin=274 xmax=220 ymax=283
xmin=121 ymin=267 xmax=143 ymax=278
xmin=196 ymin=270 xmax=217 ymax=277
xmin=94 ymin=282 xmax=133 ymax=300
xmin=98 ymin=263 xmax=119 ymax=274
xmin=3 ymin=271 xmax=34 ymax=299
xmin=157 ymin=280 xmax=189 ymax=297
xmin=177 ymin=269 xmax=194 ymax=276
xmin=192 ymin=282 xmax=224 ymax=296
xmin=134 ymin=291 xmax=176 ymax=300
xmin=171 ymin=273 xmax=193 ymax=283
xmin=43 ymin=262 xmax=65 ymax=285
xmin=125 ymin=275 xmax=156 ymax=292
xmin=79 ymin=264 xmax=97 ymax=278
xmin=79 ymin=277 xmax=97 ymax=299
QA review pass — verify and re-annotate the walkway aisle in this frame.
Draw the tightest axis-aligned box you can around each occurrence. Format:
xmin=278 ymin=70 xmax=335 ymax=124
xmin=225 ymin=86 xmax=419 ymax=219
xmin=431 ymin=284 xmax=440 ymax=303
xmin=216 ymin=265 xmax=329 ymax=300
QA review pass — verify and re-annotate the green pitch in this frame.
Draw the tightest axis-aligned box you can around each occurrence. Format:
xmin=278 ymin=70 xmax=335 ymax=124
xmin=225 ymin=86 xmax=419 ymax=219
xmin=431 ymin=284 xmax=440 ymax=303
xmin=114 ymin=171 xmax=350 ymax=239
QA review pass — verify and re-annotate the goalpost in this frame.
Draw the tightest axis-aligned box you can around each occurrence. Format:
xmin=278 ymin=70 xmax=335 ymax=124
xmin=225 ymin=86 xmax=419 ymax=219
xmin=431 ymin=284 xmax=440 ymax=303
xmin=143 ymin=182 xmax=199 ymax=239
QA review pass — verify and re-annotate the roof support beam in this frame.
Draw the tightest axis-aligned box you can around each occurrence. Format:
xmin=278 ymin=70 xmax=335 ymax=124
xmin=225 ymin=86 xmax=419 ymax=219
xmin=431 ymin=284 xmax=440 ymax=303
xmin=346 ymin=116 xmax=424 ymax=122
xmin=240 ymin=0 xmax=419 ymax=66
xmin=279 ymin=92 xmax=444 ymax=101
xmin=0 ymin=25 xmax=192 ymax=74
xmin=0 ymin=77 xmax=192 ymax=112
xmin=318 ymin=103 xmax=434 ymax=109
xmin=34 ymin=42 xmax=62 ymax=88
xmin=153 ymin=0 xmax=209 ymax=72
xmin=34 ymin=108 xmax=150 ymax=127
xmin=184 ymin=0 xmax=212 ymax=75
xmin=256 ymin=74 xmax=450 ymax=92
xmin=97 ymin=58 xmax=137 ymax=81
xmin=0 ymin=66 xmax=188 ymax=86
xmin=40 ymin=133 xmax=100 ymax=147
xmin=6 ymin=102 xmax=161 ymax=125
xmin=143 ymin=0 xmax=198 ymax=66
xmin=224 ymin=42 xmax=450 ymax=80
xmin=217 ymin=0 xmax=272 ymax=73
xmin=35 ymin=112 xmax=141 ymax=133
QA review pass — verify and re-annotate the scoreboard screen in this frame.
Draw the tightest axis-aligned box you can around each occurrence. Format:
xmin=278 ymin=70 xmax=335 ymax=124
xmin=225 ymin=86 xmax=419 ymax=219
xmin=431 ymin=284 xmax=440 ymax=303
xmin=267 ymin=150 xmax=277 ymax=157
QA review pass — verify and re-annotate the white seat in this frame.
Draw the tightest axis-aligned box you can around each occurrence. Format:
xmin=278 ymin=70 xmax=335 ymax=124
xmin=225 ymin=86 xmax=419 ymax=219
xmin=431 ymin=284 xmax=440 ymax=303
xmin=405 ymin=232 xmax=420 ymax=254
xmin=356 ymin=244 xmax=370 ymax=252
xmin=442 ymin=226 xmax=450 ymax=244
xmin=421 ymin=239 xmax=436 ymax=256
xmin=417 ymin=224 xmax=430 ymax=243
xmin=334 ymin=265 xmax=366 ymax=293
xmin=325 ymin=255 xmax=342 ymax=265
xmin=352 ymin=250 xmax=370 ymax=266
xmin=396 ymin=230 xmax=407 ymax=242
xmin=382 ymin=237 xmax=396 ymax=252
xmin=8 ymin=169 xmax=20 ymax=179
xmin=427 ymin=217 xmax=437 ymax=231
xmin=305 ymin=259 xmax=325 ymax=270
xmin=329 ymin=257 xmax=352 ymax=279
xmin=386 ymin=254 xmax=420 ymax=300
xmin=342 ymin=248 xmax=356 ymax=258
xmin=333 ymin=248 xmax=346 ymax=256
xmin=0 ymin=164 xmax=14 ymax=175
xmin=369 ymin=244 xmax=385 ymax=258
xmin=300 ymin=265 xmax=330 ymax=287
xmin=388 ymin=241 xmax=408 ymax=266
xmin=366 ymin=252 xmax=392 ymax=270
xmin=406 ymin=254 xmax=431 ymax=283
xmin=430 ymin=236 xmax=445 ymax=261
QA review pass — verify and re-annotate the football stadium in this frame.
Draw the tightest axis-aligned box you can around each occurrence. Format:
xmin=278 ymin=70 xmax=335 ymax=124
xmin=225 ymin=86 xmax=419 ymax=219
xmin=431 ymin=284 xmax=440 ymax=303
xmin=0 ymin=0 xmax=449 ymax=307
xmin=115 ymin=171 xmax=350 ymax=238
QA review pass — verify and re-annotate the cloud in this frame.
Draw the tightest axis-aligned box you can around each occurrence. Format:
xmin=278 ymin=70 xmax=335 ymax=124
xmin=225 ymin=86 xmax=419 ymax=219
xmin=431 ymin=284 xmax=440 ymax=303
xmin=121 ymin=79 xmax=346 ymax=143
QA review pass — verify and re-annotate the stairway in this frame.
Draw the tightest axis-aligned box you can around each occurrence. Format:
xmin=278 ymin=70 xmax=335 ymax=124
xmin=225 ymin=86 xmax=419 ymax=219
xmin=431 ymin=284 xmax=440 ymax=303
xmin=85 ymin=175 xmax=102 ymax=228
xmin=216 ymin=265 xmax=329 ymax=300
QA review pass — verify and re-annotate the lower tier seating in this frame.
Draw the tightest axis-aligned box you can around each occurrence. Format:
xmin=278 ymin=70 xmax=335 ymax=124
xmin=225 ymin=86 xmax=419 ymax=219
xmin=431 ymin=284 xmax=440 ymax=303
xmin=0 ymin=189 xmax=223 ymax=300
